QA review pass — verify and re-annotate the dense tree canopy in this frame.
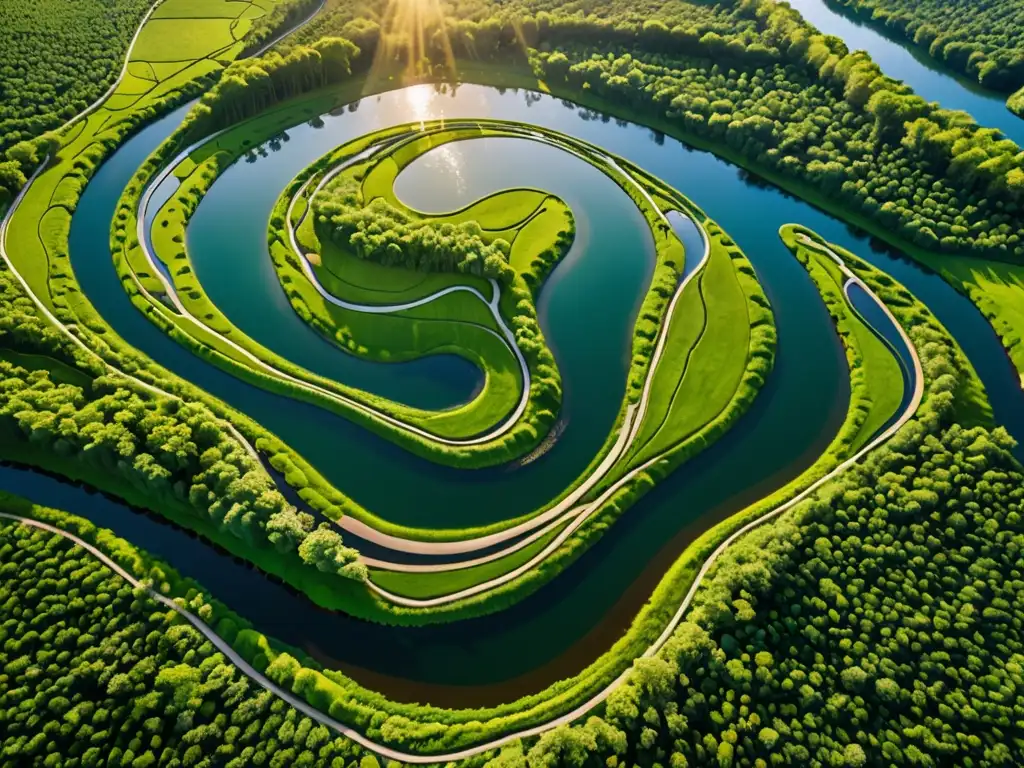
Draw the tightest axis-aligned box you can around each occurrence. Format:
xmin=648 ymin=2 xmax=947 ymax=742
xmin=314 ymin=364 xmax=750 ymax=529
xmin=316 ymin=180 xmax=517 ymax=284
xmin=826 ymin=0 xmax=1024 ymax=91
xmin=0 ymin=0 xmax=152 ymax=154
xmin=0 ymin=265 xmax=364 ymax=582
xmin=0 ymin=516 xmax=376 ymax=767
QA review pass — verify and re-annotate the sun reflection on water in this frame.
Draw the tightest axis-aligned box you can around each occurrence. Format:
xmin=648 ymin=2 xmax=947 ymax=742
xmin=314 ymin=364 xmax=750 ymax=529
xmin=402 ymin=85 xmax=466 ymax=197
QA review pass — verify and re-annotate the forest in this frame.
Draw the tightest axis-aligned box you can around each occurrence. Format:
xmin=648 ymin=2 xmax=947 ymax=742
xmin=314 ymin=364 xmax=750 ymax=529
xmin=0 ymin=0 xmax=152 ymax=153
xmin=823 ymin=0 xmax=1024 ymax=91
xmin=0 ymin=504 xmax=376 ymax=768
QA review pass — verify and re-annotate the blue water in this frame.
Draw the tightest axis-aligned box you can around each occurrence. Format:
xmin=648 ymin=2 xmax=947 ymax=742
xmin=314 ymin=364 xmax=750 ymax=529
xmin=846 ymin=281 xmax=916 ymax=440
xmin=667 ymin=211 xmax=706 ymax=282
xmin=788 ymin=0 xmax=1024 ymax=145
xmin=3 ymin=62 xmax=1022 ymax=703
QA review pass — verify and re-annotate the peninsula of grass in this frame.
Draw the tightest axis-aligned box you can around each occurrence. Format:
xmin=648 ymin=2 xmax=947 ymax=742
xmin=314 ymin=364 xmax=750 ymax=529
xmin=781 ymin=224 xmax=907 ymax=451
xmin=624 ymin=224 xmax=752 ymax=469
xmin=3 ymin=222 xmax=969 ymax=758
xmin=114 ymin=113 xmax=577 ymax=469
xmin=926 ymin=253 xmax=1024 ymax=387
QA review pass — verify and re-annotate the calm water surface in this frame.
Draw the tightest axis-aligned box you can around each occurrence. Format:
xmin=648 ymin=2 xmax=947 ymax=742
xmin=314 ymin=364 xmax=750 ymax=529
xmin=788 ymin=0 xmax=1024 ymax=145
xmin=4 ymin=67 xmax=1022 ymax=702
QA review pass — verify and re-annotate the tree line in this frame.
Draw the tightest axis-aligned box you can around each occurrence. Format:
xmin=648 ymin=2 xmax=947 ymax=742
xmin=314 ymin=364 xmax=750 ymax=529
xmin=0 ymin=507 xmax=380 ymax=768
xmin=0 ymin=264 xmax=365 ymax=584
xmin=533 ymin=31 xmax=1024 ymax=261
xmin=0 ymin=0 xmax=152 ymax=155
xmin=316 ymin=180 xmax=518 ymax=285
xmin=825 ymin=0 xmax=1024 ymax=91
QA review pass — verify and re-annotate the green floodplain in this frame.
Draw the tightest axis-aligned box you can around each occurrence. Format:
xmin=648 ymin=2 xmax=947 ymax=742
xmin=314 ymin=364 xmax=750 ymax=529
xmin=1 ymin=0 xmax=1024 ymax=764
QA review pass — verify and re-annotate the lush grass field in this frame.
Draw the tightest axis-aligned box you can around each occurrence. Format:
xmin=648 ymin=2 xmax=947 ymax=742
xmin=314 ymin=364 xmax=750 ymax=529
xmin=626 ymin=232 xmax=751 ymax=468
xmin=4 ymin=0 xmax=287 ymax=311
xmin=930 ymin=254 xmax=1024 ymax=387
xmin=137 ymin=120 xmax=529 ymax=446
xmin=367 ymin=522 xmax=568 ymax=599
xmin=133 ymin=19 xmax=239 ymax=61
xmin=780 ymin=225 xmax=913 ymax=452
xmin=805 ymin=247 xmax=906 ymax=450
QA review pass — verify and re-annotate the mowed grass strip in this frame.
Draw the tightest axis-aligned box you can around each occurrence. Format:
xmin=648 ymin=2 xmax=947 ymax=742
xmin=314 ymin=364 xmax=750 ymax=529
xmin=804 ymin=250 xmax=904 ymax=451
xmin=132 ymin=19 xmax=238 ymax=62
xmin=142 ymin=156 xmax=523 ymax=440
xmin=628 ymin=238 xmax=751 ymax=468
xmin=368 ymin=522 xmax=567 ymax=599
xmin=932 ymin=255 xmax=1024 ymax=386
xmin=152 ymin=0 xmax=245 ymax=18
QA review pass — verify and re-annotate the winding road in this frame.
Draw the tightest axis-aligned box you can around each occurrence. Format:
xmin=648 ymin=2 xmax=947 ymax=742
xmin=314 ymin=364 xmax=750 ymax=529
xmin=0 ymin=1 xmax=933 ymax=757
xmin=0 ymin=231 xmax=925 ymax=761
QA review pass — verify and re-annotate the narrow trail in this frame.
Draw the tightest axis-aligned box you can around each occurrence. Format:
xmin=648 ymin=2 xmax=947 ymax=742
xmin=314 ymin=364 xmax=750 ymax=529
xmin=136 ymin=128 xmax=531 ymax=451
xmin=362 ymin=210 xmax=711 ymax=605
xmin=138 ymin=118 xmax=711 ymax=574
xmin=0 ymin=2 xmax=931 ymax=753
xmin=0 ymin=231 xmax=925 ymax=761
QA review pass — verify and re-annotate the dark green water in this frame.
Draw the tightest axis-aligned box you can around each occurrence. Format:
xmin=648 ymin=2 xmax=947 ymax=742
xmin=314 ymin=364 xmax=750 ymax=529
xmin=4 ymin=77 xmax=1019 ymax=704
xmin=185 ymin=126 xmax=655 ymax=529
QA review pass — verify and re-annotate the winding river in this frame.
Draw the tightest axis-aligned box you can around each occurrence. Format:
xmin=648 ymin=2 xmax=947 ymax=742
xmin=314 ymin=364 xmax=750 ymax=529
xmin=5 ymin=6 xmax=1024 ymax=709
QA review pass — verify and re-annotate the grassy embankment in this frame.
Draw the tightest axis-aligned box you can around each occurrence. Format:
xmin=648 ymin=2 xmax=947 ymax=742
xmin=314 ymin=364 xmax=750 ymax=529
xmin=439 ymin=56 xmax=1015 ymax=403
xmin=136 ymin=116 xmax=527 ymax=448
xmin=925 ymin=255 xmax=1024 ymax=387
xmin=781 ymin=224 xmax=906 ymax=449
xmin=0 ymin=221 xmax=973 ymax=757
xmin=368 ymin=178 xmax=775 ymax=604
xmin=116 ymin=114 xmax=577 ymax=468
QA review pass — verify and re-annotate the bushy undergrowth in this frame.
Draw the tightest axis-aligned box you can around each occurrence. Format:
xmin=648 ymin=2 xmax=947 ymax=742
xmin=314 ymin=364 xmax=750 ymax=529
xmin=0 ymin=267 xmax=365 ymax=584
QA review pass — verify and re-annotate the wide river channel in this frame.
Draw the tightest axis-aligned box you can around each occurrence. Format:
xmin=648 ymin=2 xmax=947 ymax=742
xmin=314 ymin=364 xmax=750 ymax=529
xmin=4 ymin=0 xmax=1024 ymax=708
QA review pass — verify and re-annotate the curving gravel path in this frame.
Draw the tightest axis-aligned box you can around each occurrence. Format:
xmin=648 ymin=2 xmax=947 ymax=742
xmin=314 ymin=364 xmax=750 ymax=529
xmin=0 ymin=7 xmax=931 ymax=752
xmin=0 ymin=0 xmax=329 ymax=472
xmin=0 ymin=227 xmax=925 ymax=762
xmin=136 ymin=119 xmax=719 ymax=579
xmin=362 ymin=210 xmax=712 ymax=605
